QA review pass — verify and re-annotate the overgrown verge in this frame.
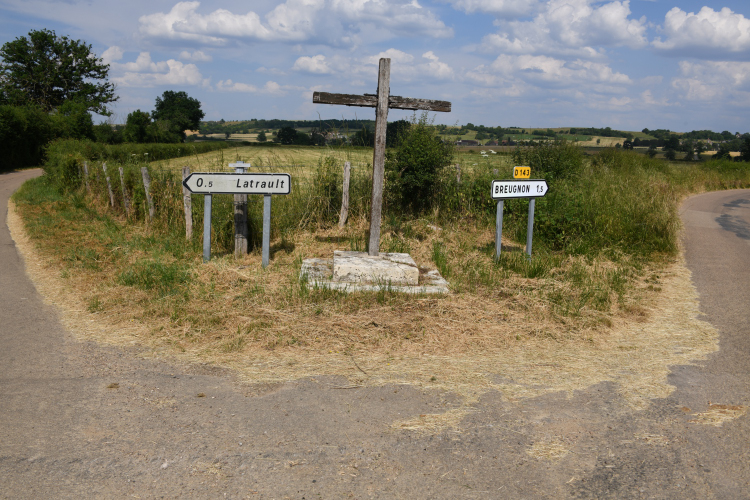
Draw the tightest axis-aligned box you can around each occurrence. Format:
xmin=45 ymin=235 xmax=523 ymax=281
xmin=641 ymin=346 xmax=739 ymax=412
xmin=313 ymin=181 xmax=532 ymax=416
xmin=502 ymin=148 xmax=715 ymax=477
xmin=10 ymin=143 xmax=750 ymax=365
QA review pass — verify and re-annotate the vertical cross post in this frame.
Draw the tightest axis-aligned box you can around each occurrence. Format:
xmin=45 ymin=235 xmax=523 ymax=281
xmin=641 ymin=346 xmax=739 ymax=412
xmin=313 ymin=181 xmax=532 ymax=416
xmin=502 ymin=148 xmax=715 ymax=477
xmin=312 ymin=60 xmax=451 ymax=257
xmin=368 ymin=58 xmax=390 ymax=256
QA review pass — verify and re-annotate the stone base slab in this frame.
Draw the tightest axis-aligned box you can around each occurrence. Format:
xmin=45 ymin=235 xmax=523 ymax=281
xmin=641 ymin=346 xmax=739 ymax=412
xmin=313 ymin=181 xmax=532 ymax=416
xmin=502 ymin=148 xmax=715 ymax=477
xmin=332 ymin=251 xmax=420 ymax=286
xmin=300 ymin=254 xmax=449 ymax=294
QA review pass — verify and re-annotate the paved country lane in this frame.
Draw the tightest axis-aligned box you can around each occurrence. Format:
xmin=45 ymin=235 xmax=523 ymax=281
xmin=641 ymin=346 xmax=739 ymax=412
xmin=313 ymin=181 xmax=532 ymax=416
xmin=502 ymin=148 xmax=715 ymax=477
xmin=2 ymin=169 xmax=750 ymax=498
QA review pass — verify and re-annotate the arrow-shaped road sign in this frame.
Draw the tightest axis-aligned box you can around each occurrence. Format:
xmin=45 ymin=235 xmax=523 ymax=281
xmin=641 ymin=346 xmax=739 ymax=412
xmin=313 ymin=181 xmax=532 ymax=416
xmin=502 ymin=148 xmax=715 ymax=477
xmin=491 ymin=179 xmax=548 ymax=200
xmin=182 ymin=172 xmax=291 ymax=195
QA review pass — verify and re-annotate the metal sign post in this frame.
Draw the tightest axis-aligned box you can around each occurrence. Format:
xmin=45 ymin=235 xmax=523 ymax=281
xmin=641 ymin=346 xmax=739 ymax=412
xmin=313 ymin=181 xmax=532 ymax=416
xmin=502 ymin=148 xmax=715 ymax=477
xmin=491 ymin=175 xmax=548 ymax=259
xmin=203 ymin=194 xmax=212 ymax=263
xmin=183 ymin=171 xmax=291 ymax=266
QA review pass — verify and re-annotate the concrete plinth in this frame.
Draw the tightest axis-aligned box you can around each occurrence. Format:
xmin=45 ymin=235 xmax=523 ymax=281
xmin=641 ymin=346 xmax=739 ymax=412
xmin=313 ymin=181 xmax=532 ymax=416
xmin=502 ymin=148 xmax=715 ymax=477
xmin=300 ymin=251 xmax=449 ymax=294
xmin=332 ymin=251 xmax=419 ymax=286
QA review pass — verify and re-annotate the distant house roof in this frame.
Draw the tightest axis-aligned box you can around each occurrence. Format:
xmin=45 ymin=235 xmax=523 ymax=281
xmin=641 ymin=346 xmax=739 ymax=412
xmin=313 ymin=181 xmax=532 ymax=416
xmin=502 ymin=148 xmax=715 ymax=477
xmin=456 ymin=140 xmax=479 ymax=146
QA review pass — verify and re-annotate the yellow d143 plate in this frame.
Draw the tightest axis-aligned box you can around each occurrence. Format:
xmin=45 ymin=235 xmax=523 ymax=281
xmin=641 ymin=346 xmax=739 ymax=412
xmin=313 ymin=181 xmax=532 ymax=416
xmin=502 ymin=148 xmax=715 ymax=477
xmin=513 ymin=166 xmax=531 ymax=179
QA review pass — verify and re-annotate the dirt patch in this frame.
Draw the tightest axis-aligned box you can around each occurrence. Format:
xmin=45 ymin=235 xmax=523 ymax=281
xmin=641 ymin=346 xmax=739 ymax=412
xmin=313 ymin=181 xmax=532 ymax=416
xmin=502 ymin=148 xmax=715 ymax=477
xmin=689 ymin=403 xmax=748 ymax=427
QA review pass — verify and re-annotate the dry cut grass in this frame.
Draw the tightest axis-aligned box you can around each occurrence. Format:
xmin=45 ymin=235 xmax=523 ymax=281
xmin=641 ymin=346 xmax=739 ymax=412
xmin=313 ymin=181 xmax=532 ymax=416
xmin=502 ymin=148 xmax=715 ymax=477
xmin=9 ymin=190 xmax=719 ymax=429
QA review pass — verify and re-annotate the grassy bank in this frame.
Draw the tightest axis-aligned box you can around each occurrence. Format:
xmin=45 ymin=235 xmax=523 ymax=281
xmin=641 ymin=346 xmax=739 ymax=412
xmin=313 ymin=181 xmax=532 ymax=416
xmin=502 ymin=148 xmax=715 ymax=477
xmin=12 ymin=142 xmax=750 ymax=366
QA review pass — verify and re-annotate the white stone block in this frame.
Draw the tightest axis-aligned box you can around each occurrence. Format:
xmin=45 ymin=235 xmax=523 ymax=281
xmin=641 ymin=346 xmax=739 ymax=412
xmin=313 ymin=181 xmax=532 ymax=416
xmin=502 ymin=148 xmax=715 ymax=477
xmin=332 ymin=251 xmax=419 ymax=286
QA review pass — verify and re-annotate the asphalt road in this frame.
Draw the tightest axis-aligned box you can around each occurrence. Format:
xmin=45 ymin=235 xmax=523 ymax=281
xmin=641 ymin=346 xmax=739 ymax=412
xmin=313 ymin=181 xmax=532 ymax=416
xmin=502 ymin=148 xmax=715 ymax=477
xmin=1 ymin=169 xmax=749 ymax=498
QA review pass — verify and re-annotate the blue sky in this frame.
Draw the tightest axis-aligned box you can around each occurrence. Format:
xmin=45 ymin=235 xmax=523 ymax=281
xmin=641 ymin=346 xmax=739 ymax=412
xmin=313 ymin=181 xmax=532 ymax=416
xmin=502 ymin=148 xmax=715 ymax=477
xmin=2 ymin=0 xmax=749 ymax=132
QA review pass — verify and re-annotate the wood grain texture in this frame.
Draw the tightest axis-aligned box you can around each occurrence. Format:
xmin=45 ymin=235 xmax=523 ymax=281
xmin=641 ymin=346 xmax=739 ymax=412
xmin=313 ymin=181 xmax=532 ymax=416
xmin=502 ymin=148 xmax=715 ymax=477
xmin=313 ymin=92 xmax=451 ymax=112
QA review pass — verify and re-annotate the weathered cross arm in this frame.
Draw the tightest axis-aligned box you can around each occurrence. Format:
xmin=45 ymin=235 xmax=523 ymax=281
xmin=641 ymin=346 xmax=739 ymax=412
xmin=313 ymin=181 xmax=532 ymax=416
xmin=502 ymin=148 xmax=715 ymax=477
xmin=313 ymin=91 xmax=451 ymax=113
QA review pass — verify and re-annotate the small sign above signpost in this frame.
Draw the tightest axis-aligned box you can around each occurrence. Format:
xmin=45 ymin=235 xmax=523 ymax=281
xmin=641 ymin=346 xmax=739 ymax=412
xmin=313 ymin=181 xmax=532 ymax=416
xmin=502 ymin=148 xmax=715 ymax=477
xmin=513 ymin=166 xmax=531 ymax=179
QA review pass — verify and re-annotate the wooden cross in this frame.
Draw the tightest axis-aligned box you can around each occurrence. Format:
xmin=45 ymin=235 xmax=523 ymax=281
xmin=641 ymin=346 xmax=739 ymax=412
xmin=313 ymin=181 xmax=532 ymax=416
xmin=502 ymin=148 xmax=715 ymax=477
xmin=313 ymin=58 xmax=451 ymax=256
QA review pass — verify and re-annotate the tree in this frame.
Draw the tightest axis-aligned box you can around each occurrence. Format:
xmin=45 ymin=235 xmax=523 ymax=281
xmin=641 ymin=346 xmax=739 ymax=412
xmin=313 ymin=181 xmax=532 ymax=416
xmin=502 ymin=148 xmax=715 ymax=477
xmin=51 ymin=100 xmax=95 ymax=140
xmin=152 ymin=90 xmax=204 ymax=142
xmin=276 ymin=126 xmax=298 ymax=145
xmin=683 ymin=144 xmax=695 ymax=161
xmin=647 ymin=144 xmax=658 ymax=158
xmin=257 ymin=131 xmax=267 ymax=142
xmin=309 ymin=128 xmax=326 ymax=146
xmin=386 ymin=119 xmax=410 ymax=148
xmin=663 ymin=135 xmax=680 ymax=151
xmin=715 ymin=144 xmax=732 ymax=161
xmin=664 ymin=149 xmax=676 ymax=161
xmin=123 ymin=110 xmax=153 ymax=143
xmin=0 ymin=29 xmax=117 ymax=114
xmin=740 ymin=136 xmax=750 ymax=162
xmin=352 ymin=126 xmax=374 ymax=147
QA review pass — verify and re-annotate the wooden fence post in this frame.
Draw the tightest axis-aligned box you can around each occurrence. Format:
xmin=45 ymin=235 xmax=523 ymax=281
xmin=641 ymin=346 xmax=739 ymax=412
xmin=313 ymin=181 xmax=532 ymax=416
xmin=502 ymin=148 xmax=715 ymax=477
xmin=339 ymin=161 xmax=351 ymax=228
xmin=456 ymin=164 xmax=461 ymax=184
xmin=182 ymin=166 xmax=193 ymax=240
xmin=83 ymin=161 xmax=90 ymax=193
xmin=141 ymin=167 xmax=155 ymax=220
xmin=233 ymin=163 xmax=248 ymax=257
xmin=102 ymin=163 xmax=115 ymax=208
xmin=118 ymin=166 xmax=130 ymax=216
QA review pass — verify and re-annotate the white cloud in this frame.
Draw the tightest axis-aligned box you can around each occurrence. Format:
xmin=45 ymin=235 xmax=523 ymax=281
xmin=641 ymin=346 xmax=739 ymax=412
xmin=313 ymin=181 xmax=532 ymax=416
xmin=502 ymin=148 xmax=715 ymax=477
xmin=292 ymin=55 xmax=332 ymax=74
xmin=444 ymin=0 xmax=539 ymax=18
xmin=101 ymin=46 xmax=124 ymax=65
xmin=653 ymin=7 xmax=750 ymax=58
xmin=138 ymin=0 xmax=452 ymax=47
xmin=640 ymin=89 xmax=671 ymax=107
xmin=109 ymin=52 xmax=205 ymax=87
xmin=672 ymin=61 xmax=750 ymax=104
xmin=216 ymin=79 xmax=297 ymax=95
xmin=421 ymin=51 xmax=454 ymax=79
xmin=471 ymin=54 xmax=630 ymax=87
xmin=367 ymin=48 xmax=415 ymax=65
xmin=351 ymin=49 xmax=455 ymax=82
xmin=483 ymin=0 xmax=647 ymax=56
xmin=179 ymin=50 xmax=213 ymax=62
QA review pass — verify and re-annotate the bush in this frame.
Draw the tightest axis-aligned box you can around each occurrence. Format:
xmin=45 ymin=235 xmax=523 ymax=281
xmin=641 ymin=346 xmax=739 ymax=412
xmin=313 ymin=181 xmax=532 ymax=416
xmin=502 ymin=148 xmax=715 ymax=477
xmin=511 ymin=140 xmax=583 ymax=181
xmin=385 ymin=113 xmax=455 ymax=213
xmin=532 ymin=149 xmax=679 ymax=257
xmin=0 ymin=104 xmax=55 ymax=171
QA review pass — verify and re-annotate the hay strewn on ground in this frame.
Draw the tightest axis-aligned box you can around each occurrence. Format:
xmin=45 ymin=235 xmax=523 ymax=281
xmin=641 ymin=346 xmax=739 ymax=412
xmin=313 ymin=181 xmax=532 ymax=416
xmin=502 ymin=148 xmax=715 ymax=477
xmin=8 ymin=198 xmax=719 ymax=422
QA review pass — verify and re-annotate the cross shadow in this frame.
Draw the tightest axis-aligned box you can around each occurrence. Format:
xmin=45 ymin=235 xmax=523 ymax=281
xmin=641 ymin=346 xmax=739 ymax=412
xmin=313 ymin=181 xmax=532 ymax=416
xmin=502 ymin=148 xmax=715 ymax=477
xmin=270 ymin=240 xmax=295 ymax=258
xmin=478 ymin=241 xmax=525 ymax=255
xmin=315 ymin=235 xmax=349 ymax=244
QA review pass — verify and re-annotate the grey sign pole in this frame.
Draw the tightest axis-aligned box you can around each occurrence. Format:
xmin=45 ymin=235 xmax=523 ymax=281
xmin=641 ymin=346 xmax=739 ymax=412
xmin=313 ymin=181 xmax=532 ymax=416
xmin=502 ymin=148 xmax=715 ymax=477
xmin=526 ymin=198 xmax=536 ymax=257
xmin=495 ymin=201 xmax=504 ymax=259
xmin=262 ymin=195 xmax=272 ymax=268
xmin=203 ymin=194 xmax=212 ymax=263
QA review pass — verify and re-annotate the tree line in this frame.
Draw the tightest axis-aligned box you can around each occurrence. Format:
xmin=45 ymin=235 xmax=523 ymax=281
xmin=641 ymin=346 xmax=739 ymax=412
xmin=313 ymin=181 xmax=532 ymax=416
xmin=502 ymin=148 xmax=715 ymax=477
xmin=199 ymin=118 xmax=373 ymax=136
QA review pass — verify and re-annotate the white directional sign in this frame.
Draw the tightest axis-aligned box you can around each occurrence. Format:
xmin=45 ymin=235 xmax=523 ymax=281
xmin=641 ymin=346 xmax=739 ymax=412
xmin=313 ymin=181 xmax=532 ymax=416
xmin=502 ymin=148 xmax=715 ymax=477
xmin=183 ymin=173 xmax=291 ymax=195
xmin=491 ymin=179 xmax=548 ymax=200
